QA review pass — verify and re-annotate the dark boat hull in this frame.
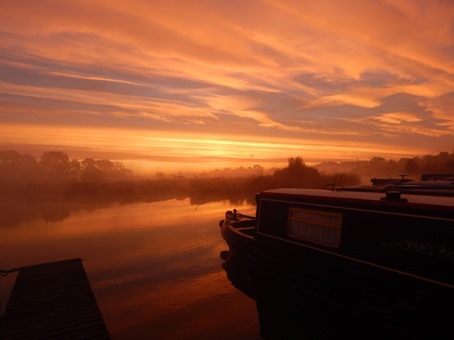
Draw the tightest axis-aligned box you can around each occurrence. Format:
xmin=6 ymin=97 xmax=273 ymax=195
xmin=222 ymin=248 xmax=454 ymax=339
xmin=221 ymin=189 xmax=454 ymax=318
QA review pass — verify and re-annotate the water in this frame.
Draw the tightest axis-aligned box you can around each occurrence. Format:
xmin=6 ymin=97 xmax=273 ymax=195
xmin=0 ymin=198 xmax=260 ymax=339
xmin=1 ymin=197 xmax=450 ymax=339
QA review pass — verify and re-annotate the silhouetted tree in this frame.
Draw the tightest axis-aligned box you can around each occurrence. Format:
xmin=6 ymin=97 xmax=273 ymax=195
xmin=403 ymin=158 xmax=420 ymax=176
xmin=0 ymin=150 xmax=42 ymax=185
xmin=422 ymin=152 xmax=453 ymax=173
xmin=252 ymin=164 xmax=264 ymax=176
xmin=39 ymin=151 xmax=75 ymax=182
xmin=80 ymin=158 xmax=133 ymax=182
xmin=81 ymin=158 xmax=103 ymax=182
xmin=274 ymin=157 xmax=321 ymax=187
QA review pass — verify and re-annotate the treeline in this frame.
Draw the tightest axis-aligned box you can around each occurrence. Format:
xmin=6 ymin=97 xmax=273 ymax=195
xmin=188 ymin=156 xmax=361 ymax=205
xmin=315 ymin=151 xmax=454 ymax=181
xmin=1 ymin=149 xmax=453 ymax=205
xmin=1 ymin=150 xmax=453 ymax=227
xmin=0 ymin=151 xmax=356 ymax=202
xmin=0 ymin=150 xmax=133 ymax=186
xmin=0 ymin=154 xmax=357 ymax=227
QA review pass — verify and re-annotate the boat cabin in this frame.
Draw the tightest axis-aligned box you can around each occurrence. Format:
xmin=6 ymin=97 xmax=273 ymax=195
xmin=221 ymin=188 xmax=454 ymax=316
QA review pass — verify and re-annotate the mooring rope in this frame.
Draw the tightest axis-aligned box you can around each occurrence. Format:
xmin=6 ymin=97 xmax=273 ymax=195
xmin=0 ymin=268 xmax=22 ymax=277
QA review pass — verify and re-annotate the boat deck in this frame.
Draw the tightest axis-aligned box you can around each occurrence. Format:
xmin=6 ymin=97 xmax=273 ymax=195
xmin=263 ymin=188 xmax=454 ymax=206
xmin=0 ymin=258 xmax=109 ymax=339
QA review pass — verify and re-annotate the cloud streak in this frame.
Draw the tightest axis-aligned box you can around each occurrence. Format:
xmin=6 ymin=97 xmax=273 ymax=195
xmin=0 ymin=0 xmax=453 ymax=172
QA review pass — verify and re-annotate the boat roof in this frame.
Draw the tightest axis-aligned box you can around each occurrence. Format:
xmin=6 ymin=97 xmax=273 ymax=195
xmin=260 ymin=188 xmax=454 ymax=208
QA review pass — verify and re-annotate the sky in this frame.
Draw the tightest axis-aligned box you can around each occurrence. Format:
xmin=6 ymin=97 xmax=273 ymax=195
xmin=0 ymin=0 xmax=453 ymax=174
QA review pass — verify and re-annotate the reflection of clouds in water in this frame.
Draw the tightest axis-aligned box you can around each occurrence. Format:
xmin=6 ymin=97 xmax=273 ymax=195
xmin=1 ymin=198 xmax=258 ymax=338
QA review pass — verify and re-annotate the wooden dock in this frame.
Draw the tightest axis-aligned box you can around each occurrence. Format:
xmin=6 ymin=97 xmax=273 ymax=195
xmin=0 ymin=258 xmax=110 ymax=339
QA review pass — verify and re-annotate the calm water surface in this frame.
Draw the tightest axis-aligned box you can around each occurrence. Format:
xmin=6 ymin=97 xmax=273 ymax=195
xmin=0 ymin=198 xmax=260 ymax=339
xmin=2 ymin=197 xmax=447 ymax=339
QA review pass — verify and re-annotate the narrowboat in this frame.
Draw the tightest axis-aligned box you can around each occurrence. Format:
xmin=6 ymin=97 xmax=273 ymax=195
xmin=344 ymin=173 xmax=454 ymax=196
xmin=222 ymin=242 xmax=453 ymax=339
xmin=219 ymin=187 xmax=454 ymax=320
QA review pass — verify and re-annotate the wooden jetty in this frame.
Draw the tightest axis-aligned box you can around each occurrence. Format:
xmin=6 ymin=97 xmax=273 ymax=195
xmin=1 ymin=258 xmax=110 ymax=339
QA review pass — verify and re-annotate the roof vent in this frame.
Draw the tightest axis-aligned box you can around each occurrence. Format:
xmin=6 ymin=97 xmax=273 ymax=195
xmin=381 ymin=190 xmax=408 ymax=202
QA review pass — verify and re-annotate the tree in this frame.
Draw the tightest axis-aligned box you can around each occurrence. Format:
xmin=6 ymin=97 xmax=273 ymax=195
xmin=404 ymin=158 xmax=420 ymax=176
xmin=252 ymin=164 xmax=264 ymax=176
xmin=81 ymin=158 xmax=103 ymax=182
xmin=274 ymin=156 xmax=321 ymax=188
xmin=80 ymin=158 xmax=133 ymax=182
xmin=0 ymin=150 xmax=42 ymax=185
xmin=39 ymin=151 xmax=75 ymax=182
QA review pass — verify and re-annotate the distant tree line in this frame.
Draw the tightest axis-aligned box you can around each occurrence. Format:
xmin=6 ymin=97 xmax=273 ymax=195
xmin=315 ymin=151 xmax=454 ymax=182
xmin=0 ymin=150 xmax=133 ymax=187
xmin=1 ymin=149 xmax=453 ymax=206
xmin=188 ymin=156 xmax=361 ymax=205
xmin=1 ymin=150 xmax=453 ymax=227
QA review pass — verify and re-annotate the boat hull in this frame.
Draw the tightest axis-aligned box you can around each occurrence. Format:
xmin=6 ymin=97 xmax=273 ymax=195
xmin=221 ymin=189 xmax=454 ymax=317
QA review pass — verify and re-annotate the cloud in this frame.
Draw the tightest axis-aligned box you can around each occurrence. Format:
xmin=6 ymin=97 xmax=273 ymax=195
xmin=420 ymin=92 xmax=454 ymax=131
xmin=373 ymin=112 xmax=422 ymax=125
xmin=0 ymin=0 xmax=453 ymax=172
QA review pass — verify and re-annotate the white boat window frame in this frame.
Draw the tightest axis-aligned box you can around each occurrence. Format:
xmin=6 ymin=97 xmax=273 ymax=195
xmin=287 ymin=208 xmax=342 ymax=248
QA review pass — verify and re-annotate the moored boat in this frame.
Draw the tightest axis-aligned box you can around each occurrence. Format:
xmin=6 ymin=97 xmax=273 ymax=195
xmin=342 ymin=173 xmax=454 ymax=196
xmin=219 ymin=186 xmax=454 ymax=321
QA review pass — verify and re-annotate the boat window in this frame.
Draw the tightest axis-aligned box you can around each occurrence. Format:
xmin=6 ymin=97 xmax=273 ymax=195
xmin=287 ymin=208 xmax=342 ymax=248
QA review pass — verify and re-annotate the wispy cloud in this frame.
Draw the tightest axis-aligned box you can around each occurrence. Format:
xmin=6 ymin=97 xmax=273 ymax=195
xmin=0 ymin=0 xmax=453 ymax=172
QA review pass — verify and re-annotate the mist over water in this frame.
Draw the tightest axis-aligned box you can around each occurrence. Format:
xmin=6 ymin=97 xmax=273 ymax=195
xmin=1 ymin=150 xmax=453 ymax=338
xmin=0 ymin=198 xmax=260 ymax=338
xmin=2 ymin=196 xmax=447 ymax=339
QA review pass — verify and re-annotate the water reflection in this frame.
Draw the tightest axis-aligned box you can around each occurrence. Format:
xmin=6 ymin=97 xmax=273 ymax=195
xmin=221 ymin=249 xmax=453 ymax=340
xmin=0 ymin=198 xmax=259 ymax=338
xmin=0 ymin=180 xmax=255 ymax=228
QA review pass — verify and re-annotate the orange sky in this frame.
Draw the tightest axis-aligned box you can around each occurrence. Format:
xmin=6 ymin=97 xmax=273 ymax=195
xmin=0 ymin=0 xmax=453 ymax=174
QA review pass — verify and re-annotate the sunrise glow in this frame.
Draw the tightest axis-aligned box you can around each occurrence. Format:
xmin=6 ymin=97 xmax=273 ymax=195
xmin=1 ymin=1 xmax=453 ymax=174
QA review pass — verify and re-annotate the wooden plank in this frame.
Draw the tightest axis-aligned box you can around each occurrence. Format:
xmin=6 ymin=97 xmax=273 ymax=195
xmin=1 ymin=258 xmax=110 ymax=339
